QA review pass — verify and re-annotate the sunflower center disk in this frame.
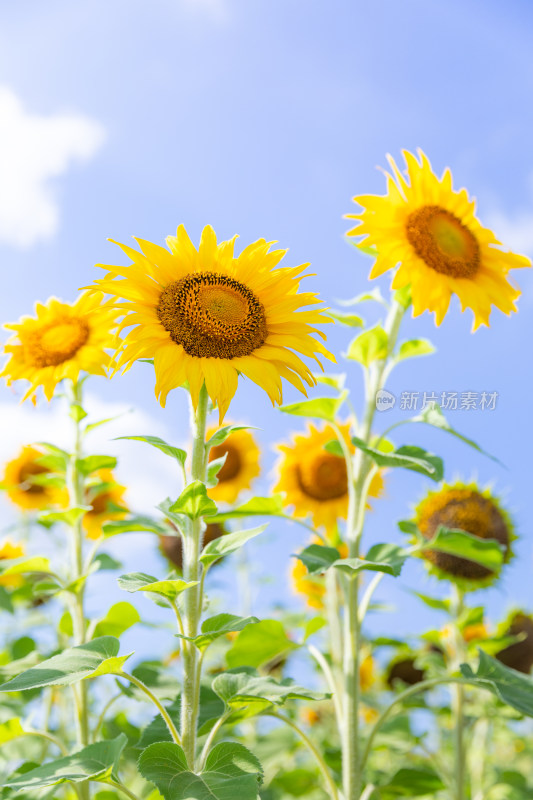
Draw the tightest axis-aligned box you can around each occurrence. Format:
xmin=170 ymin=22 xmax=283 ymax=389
xmin=26 ymin=319 xmax=90 ymax=368
xmin=406 ymin=205 xmax=480 ymax=279
xmin=297 ymin=453 xmax=348 ymax=501
xmin=157 ymin=273 xmax=267 ymax=359
xmin=419 ymin=491 xmax=510 ymax=580
xmin=18 ymin=462 xmax=47 ymax=496
xmin=210 ymin=443 xmax=241 ymax=482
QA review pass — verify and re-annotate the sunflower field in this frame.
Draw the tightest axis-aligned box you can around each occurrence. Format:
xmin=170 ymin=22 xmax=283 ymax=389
xmin=1 ymin=3 xmax=532 ymax=800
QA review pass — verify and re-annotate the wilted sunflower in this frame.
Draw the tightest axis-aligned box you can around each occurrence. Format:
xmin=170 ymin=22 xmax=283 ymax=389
xmin=160 ymin=522 xmax=227 ymax=572
xmin=91 ymin=225 xmax=333 ymax=419
xmin=496 ymin=612 xmax=533 ymax=675
xmin=3 ymin=445 xmax=67 ymax=511
xmin=82 ymin=469 xmax=128 ymax=540
xmin=207 ymin=426 xmax=260 ymax=504
xmin=346 ymin=149 xmax=530 ymax=329
xmin=1 ymin=293 xmax=118 ymax=402
xmin=274 ymin=423 xmax=384 ymax=533
xmin=0 ymin=540 xmax=25 ymax=588
xmin=414 ymin=482 xmax=513 ymax=588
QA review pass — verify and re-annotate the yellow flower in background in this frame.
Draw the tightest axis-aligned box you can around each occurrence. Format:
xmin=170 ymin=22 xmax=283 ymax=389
xmin=291 ymin=558 xmax=326 ymax=610
xmin=1 ymin=292 xmax=118 ymax=402
xmin=159 ymin=522 xmax=227 ymax=572
xmin=274 ymin=423 xmax=384 ymax=533
xmin=82 ymin=469 xmax=128 ymax=540
xmin=3 ymin=445 xmax=67 ymax=511
xmin=346 ymin=149 xmax=530 ymax=330
xmin=414 ymin=481 xmax=514 ymax=588
xmin=359 ymin=653 xmax=376 ymax=692
xmin=91 ymin=225 xmax=333 ymax=419
xmin=0 ymin=540 xmax=25 ymax=588
xmin=207 ymin=425 xmax=260 ymax=504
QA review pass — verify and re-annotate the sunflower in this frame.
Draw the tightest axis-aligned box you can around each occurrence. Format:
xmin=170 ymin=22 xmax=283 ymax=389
xmin=496 ymin=612 xmax=533 ymax=675
xmin=3 ymin=445 xmax=67 ymax=511
xmin=346 ymin=149 xmax=530 ymax=330
xmin=207 ymin=425 xmax=260 ymax=504
xmin=386 ymin=654 xmax=426 ymax=689
xmin=413 ymin=482 xmax=514 ymax=588
xmin=0 ymin=540 xmax=25 ymax=588
xmin=90 ymin=225 xmax=333 ymax=419
xmin=1 ymin=292 xmax=118 ymax=402
xmin=291 ymin=557 xmax=326 ymax=610
xmin=274 ymin=423 xmax=384 ymax=533
xmin=159 ymin=523 xmax=227 ymax=572
xmin=82 ymin=469 xmax=128 ymax=540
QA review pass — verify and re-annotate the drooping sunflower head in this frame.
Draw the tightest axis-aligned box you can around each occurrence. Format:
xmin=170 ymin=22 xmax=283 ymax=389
xmin=414 ymin=481 xmax=514 ymax=589
xmin=274 ymin=422 xmax=384 ymax=534
xmin=346 ymin=149 xmax=530 ymax=330
xmin=159 ymin=522 xmax=227 ymax=572
xmin=3 ymin=445 xmax=67 ymax=511
xmin=1 ymin=293 xmax=119 ymax=402
xmin=496 ymin=611 xmax=533 ymax=675
xmin=386 ymin=654 xmax=426 ymax=689
xmin=90 ymin=225 xmax=334 ymax=420
xmin=207 ymin=425 xmax=260 ymax=504
xmin=0 ymin=540 xmax=25 ymax=588
xmin=82 ymin=469 xmax=128 ymax=540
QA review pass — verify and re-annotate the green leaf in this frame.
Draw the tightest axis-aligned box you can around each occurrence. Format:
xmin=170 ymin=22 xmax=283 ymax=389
xmin=304 ymin=616 xmax=326 ymax=641
xmin=115 ymin=436 xmax=186 ymax=466
xmin=138 ymin=741 xmax=263 ymax=800
xmin=394 ymin=284 xmax=412 ymax=309
xmin=411 ymin=592 xmax=450 ymax=613
xmin=333 ymin=543 xmax=408 ymax=578
xmin=411 ymin=403 xmax=500 ymax=464
xmin=39 ymin=507 xmax=91 ymax=527
xmin=70 ymin=403 xmax=88 ymax=422
xmin=93 ymin=553 xmax=122 ymax=572
xmin=352 ymin=437 xmax=444 ymax=481
xmin=85 ymin=414 xmax=125 ymax=435
xmin=314 ymin=373 xmax=347 ymax=392
xmin=226 ymin=620 xmax=297 ymax=669
xmin=206 ymin=454 xmax=227 ymax=488
xmin=461 ymin=650 xmax=533 ymax=717
xmin=102 ymin=515 xmax=168 ymax=537
xmin=396 ymin=338 xmax=435 ymax=361
xmin=423 ymin=526 xmax=505 ymax=572
xmin=0 ymin=717 xmax=24 ymax=744
xmin=213 ymin=668 xmax=327 ymax=713
xmin=338 ymin=286 xmax=387 ymax=307
xmin=200 ymin=525 xmax=267 ymax=567
xmin=379 ymin=766 xmax=445 ymax=797
xmin=93 ymin=602 xmax=140 ymax=638
xmin=210 ymin=495 xmax=284 ymax=523
xmin=206 ymin=425 xmax=255 ymax=449
xmin=138 ymin=688 xmax=224 ymax=748
xmin=76 ymin=455 xmax=117 ymax=475
xmin=117 ymin=573 xmax=198 ymax=601
xmin=295 ymin=544 xmax=341 ymax=575
xmin=347 ymin=325 xmax=388 ymax=366
xmin=0 ymin=556 xmax=51 ymax=577
xmin=169 ymin=481 xmax=217 ymax=520
xmin=327 ymin=311 xmax=364 ymax=327
xmin=279 ymin=395 xmax=345 ymax=422
xmin=4 ymin=734 xmax=127 ymax=788
xmin=0 ymin=637 xmax=121 ymax=692
xmin=177 ymin=614 xmax=260 ymax=651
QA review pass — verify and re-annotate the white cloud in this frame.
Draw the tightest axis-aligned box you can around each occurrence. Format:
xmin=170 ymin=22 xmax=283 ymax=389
xmin=0 ymin=393 xmax=184 ymax=526
xmin=0 ymin=87 xmax=105 ymax=248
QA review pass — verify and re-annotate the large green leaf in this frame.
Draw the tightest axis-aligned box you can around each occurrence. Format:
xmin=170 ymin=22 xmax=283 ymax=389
xmin=225 ymin=620 xmax=297 ymax=669
xmin=333 ymin=543 xmax=408 ymax=578
xmin=213 ymin=668 xmax=327 ymax=711
xmin=117 ymin=572 xmax=198 ymax=601
xmin=295 ymin=544 xmax=341 ymax=575
xmin=4 ymin=735 xmax=127 ymax=788
xmin=461 ymin=651 xmax=533 ymax=716
xmin=115 ymin=435 xmax=186 ymax=466
xmin=169 ymin=481 xmax=217 ymax=520
xmin=351 ymin=437 xmax=444 ymax=482
xmin=76 ymin=455 xmax=117 ymax=475
xmin=423 ymin=526 xmax=505 ymax=572
xmin=102 ymin=515 xmax=168 ymax=537
xmin=176 ymin=614 xmax=260 ymax=651
xmin=138 ymin=741 xmax=263 ymax=800
xmin=210 ymin=495 xmax=284 ymax=523
xmin=379 ymin=766 xmax=445 ymax=797
xmin=0 ymin=556 xmax=52 ymax=577
xmin=279 ymin=396 xmax=345 ymax=422
xmin=411 ymin=403 xmax=500 ymax=463
xmin=93 ymin=602 xmax=140 ymax=638
xmin=137 ymin=688 xmax=225 ymax=748
xmin=0 ymin=637 xmax=122 ymax=692
xmin=347 ymin=325 xmax=388 ymax=366
xmin=200 ymin=525 xmax=267 ymax=567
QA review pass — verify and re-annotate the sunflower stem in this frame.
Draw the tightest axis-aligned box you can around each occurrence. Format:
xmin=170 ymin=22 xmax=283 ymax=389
xmin=340 ymin=299 xmax=405 ymax=800
xmin=451 ymin=585 xmax=467 ymax=800
xmin=66 ymin=379 xmax=90 ymax=800
xmin=181 ymin=383 xmax=209 ymax=769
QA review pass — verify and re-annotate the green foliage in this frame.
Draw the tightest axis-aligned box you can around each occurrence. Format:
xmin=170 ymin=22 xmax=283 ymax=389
xmin=169 ymin=481 xmax=218 ymax=520
xmin=347 ymin=325 xmax=388 ymax=365
xmin=118 ymin=572 xmax=198 ymax=601
xmin=102 ymin=515 xmax=168 ymax=536
xmin=378 ymin=766 xmax=445 ymax=796
xmin=93 ymin=602 xmax=140 ymax=638
xmin=280 ymin=395 xmax=346 ymax=422
xmin=177 ymin=614 xmax=260 ymax=651
xmin=423 ymin=526 xmax=505 ymax=572
xmin=411 ymin=402 xmax=500 ymax=463
xmin=396 ymin=338 xmax=435 ymax=361
xmin=225 ymin=620 xmax=297 ymax=669
xmin=138 ymin=741 xmax=263 ymax=800
xmin=461 ymin=651 xmax=533 ymax=717
xmin=327 ymin=310 xmax=364 ymax=327
xmin=4 ymin=734 xmax=127 ymax=789
xmin=352 ymin=436 xmax=444 ymax=481
xmin=213 ymin=668 xmax=328 ymax=713
xmin=76 ymin=455 xmax=118 ymax=475
xmin=115 ymin=435 xmax=186 ymax=466
xmin=200 ymin=524 xmax=267 ymax=566
xmin=206 ymin=425 xmax=255 ymax=448
xmin=334 ymin=543 xmax=408 ymax=578
xmin=210 ymin=495 xmax=284 ymax=523
xmin=295 ymin=544 xmax=341 ymax=575
xmin=39 ymin=507 xmax=91 ymax=527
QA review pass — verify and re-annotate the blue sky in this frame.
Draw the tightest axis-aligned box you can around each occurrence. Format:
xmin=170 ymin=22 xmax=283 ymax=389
xmin=1 ymin=0 xmax=533 ymax=662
